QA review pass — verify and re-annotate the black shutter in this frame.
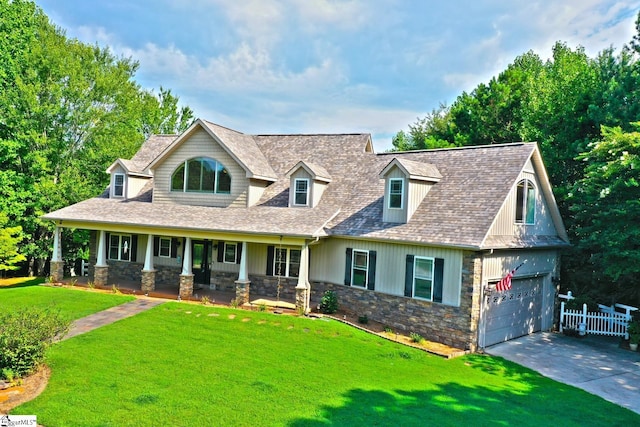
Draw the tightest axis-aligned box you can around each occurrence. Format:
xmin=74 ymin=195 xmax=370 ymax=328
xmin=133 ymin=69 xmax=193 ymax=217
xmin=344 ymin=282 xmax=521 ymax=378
xmin=130 ymin=235 xmax=138 ymax=262
xmin=266 ymin=245 xmax=275 ymax=276
xmin=404 ymin=254 xmax=414 ymax=297
xmin=236 ymin=242 xmax=242 ymax=264
xmin=344 ymin=248 xmax=353 ymax=286
xmin=105 ymin=232 xmax=110 ymax=260
xmin=217 ymin=241 xmax=224 ymax=263
xmin=433 ymin=258 xmax=444 ymax=303
xmin=171 ymin=238 xmax=179 ymax=258
xmin=367 ymin=251 xmax=376 ymax=290
xmin=153 ymin=237 xmax=159 ymax=256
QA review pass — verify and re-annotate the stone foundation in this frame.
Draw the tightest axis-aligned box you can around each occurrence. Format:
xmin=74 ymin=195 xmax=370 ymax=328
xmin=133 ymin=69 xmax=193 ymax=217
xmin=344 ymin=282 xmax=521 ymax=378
xmin=50 ymin=260 xmax=64 ymax=283
xmin=248 ymin=275 xmax=298 ymax=300
xmin=94 ymin=265 xmax=109 ymax=287
xmin=141 ymin=270 xmax=156 ymax=293
xmin=235 ymin=280 xmax=250 ymax=304
xmin=179 ymin=274 xmax=194 ymax=299
xmin=295 ymin=286 xmax=308 ymax=313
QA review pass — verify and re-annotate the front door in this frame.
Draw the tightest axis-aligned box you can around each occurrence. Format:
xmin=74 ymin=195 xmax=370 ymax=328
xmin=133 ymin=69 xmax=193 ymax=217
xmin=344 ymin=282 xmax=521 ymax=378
xmin=192 ymin=240 xmax=212 ymax=286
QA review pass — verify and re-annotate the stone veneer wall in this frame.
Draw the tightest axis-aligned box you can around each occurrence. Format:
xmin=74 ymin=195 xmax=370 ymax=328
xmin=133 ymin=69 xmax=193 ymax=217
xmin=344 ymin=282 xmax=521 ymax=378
xmin=306 ymin=252 xmax=483 ymax=351
xmin=248 ymin=275 xmax=298 ymax=301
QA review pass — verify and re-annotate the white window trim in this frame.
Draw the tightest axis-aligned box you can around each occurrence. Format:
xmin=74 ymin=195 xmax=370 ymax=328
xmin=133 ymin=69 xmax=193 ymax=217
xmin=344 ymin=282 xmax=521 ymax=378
xmin=274 ymin=248 xmax=301 ymax=277
xmin=223 ymin=242 xmax=237 ymax=264
xmin=159 ymin=237 xmax=171 ymax=258
xmin=113 ymin=173 xmax=125 ymax=198
xmin=109 ymin=233 xmax=132 ymax=262
xmin=388 ymin=178 xmax=404 ymax=209
xmin=515 ymin=179 xmax=536 ymax=225
xmin=293 ymin=178 xmax=309 ymax=206
xmin=351 ymin=249 xmax=369 ymax=288
xmin=170 ymin=157 xmax=231 ymax=194
xmin=413 ymin=256 xmax=435 ymax=301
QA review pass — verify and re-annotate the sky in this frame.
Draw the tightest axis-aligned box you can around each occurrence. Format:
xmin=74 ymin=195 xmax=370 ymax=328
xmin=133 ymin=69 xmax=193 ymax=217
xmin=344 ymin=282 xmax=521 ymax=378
xmin=37 ymin=0 xmax=640 ymax=151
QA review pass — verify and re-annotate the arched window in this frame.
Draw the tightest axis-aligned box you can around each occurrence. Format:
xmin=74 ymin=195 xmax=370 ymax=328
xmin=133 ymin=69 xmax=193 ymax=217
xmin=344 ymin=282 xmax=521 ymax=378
xmin=171 ymin=157 xmax=231 ymax=194
xmin=515 ymin=179 xmax=536 ymax=224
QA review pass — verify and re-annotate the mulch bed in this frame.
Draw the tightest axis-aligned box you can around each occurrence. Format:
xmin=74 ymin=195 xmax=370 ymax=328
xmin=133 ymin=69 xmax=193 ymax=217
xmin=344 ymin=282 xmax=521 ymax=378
xmin=0 ymin=366 xmax=50 ymax=414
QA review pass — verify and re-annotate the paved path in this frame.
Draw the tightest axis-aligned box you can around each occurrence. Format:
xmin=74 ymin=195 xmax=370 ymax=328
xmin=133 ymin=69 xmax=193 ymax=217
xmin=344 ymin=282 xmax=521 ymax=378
xmin=62 ymin=298 xmax=164 ymax=341
xmin=486 ymin=332 xmax=640 ymax=415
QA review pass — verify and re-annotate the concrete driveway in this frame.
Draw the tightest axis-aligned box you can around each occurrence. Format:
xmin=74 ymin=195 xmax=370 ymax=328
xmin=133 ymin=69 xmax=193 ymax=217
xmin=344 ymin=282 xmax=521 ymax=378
xmin=486 ymin=332 xmax=640 ymax=414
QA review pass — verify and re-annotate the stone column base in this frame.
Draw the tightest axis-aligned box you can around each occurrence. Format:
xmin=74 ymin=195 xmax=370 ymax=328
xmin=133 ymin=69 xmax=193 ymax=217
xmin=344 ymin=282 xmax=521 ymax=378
xmin=295 ymin=286 xmax=308 ymax=313
xmin=94 ymin=265 xmax=109 ymax=287
xmin=50 ymin=260 xmax=64 ymax=283
xmin=141 ymin=270 xmax=156 ymax=293
xmin=179 ymin=274 xmax=194 ymax=300
xmin=235 ymin=280 xmax=251 ymax=305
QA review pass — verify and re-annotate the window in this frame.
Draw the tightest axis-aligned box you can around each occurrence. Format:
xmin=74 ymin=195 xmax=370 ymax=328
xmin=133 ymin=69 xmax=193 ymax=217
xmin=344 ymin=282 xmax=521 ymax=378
xmin=109 ymin=234 xmax=131 ymax=261
xmin=113 ymin=174 xmax=125 ymax=197
xmin=413 ymin=257 xmax=434 ymax=300
xmin=515 ymin=179 xmax=536 ymax=224
xmin=171 ymin=157 xmax=231 ymax=194
xmin=159 ymin=237 xmax=171 ymax=258
xmin=273 ymin=248 xmax=301 ymax=277
xmin=294 ymin=178 xmax=309 ymax=206
xmin=352 ymin=250 xmax=369 ymax=287
xmin=224 ymin=242 xmax=237 ymax=264
xmin=389 ymin=178 xmax=404 ymax=209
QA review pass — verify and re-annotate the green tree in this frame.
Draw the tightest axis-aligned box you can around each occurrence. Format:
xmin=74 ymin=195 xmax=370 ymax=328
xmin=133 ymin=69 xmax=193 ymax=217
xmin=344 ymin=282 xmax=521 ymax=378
xmin=571 ymin=125 xmax=640 ymax=304
xmin=0 ymin=213 xmax=25 ymax=273
xmin=0 ymin=0 xmax=193 ymax=275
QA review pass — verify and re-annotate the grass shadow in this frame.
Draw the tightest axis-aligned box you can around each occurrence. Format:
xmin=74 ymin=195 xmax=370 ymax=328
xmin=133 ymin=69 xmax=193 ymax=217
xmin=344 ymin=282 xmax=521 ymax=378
xmin=0 ymin=277 xmax=46 ymax=288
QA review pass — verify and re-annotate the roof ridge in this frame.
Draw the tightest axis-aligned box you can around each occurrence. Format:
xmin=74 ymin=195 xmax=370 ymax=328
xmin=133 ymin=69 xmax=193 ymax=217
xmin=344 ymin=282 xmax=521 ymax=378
xmin=254 ymin=133 xmax=369 ymax=137
xmin=378 ymin=141 xmax=535 ymax=155
xmin=201 ymin=119 xmax=246 ymax=135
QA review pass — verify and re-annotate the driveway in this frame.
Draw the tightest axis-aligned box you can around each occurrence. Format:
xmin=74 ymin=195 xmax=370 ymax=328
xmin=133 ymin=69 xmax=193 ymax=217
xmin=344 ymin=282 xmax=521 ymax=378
xmin=486 ymin=332 xmax=640 ymax=414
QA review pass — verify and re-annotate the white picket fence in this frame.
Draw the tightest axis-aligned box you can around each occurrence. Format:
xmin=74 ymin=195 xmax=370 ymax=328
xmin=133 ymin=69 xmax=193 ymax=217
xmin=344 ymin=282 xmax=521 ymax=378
xmin=559 ymin=292 xmax=638 ymax=338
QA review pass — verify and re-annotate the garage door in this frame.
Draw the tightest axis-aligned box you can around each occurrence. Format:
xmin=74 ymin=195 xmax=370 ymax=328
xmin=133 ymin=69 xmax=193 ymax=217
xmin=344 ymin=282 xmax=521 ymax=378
xmin=483 ymin=277 xmax=543 ymax=347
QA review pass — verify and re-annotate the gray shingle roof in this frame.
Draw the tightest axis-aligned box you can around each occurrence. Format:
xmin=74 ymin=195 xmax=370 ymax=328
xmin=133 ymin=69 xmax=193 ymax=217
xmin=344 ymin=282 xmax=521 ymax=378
xmin=130 ymin=135 xmax=177 ymax=173
xmin=44 ymin=122 xmax=568 ymax=249
xmin=388 ymin=158 xmax=442 ymax=181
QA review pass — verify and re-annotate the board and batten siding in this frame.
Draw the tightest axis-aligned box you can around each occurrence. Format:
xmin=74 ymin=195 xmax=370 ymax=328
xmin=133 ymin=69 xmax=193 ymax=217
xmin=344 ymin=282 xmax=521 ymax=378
xmin=128 ymin=176 xmax=150 ymax=198
xmin=382 ymin=167 xmax=406 ymax=223
xmin=486 ymin=165 xmax=557 ymax=237
xmin=310 ymin=238 xmax=463 ymax=306
xmin=407 ymin=179 xmax=433 ymax=221
xmin=482 ymin=249 xmax=559 ymax=331
xmin=152 ymin=128 xmax=249 ymax=207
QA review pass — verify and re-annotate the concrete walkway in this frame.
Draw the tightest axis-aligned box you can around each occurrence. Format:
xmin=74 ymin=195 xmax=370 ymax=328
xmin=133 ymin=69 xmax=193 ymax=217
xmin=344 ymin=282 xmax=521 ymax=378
xmin=486 ymin=332 xmax=640 ymax=415
xmin=61 ymin=298 xmax=164 ymax=341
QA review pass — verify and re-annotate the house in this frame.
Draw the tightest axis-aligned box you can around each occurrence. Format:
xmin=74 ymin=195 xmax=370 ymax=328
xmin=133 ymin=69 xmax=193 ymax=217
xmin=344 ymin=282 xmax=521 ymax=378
xmin=43 ymin=119 xmax=569 ymax=350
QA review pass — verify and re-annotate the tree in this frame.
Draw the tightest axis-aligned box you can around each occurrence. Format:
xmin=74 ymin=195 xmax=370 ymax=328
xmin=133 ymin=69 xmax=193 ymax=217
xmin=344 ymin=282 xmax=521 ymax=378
xmin=0 ymin=213 xmax=25 ymax=274
xmin=571 ymin=125 xmax=640 ymax=304
xmin=0 ymin=0 xmax=193 ymax=275
xmin=391 ymin=104 xmax=457 ymax=151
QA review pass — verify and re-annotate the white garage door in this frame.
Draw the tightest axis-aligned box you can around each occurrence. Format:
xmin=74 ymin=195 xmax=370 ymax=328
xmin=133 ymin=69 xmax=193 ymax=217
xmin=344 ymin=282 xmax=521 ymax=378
xmin=483 ymin=277 xmax=543 ymax=347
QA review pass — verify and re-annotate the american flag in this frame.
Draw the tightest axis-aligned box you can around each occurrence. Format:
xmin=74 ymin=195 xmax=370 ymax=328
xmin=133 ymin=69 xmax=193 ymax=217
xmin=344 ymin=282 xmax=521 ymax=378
xmin=496 ymin=262 xmax=525 ymax=292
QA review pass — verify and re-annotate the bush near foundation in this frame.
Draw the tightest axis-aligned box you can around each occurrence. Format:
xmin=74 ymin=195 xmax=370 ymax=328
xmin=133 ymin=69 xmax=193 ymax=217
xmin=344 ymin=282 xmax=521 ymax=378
xmin=0 ymin=308 xmax=70 ymax=378
xmin=319 ymin=290 xmax=338 ymax=314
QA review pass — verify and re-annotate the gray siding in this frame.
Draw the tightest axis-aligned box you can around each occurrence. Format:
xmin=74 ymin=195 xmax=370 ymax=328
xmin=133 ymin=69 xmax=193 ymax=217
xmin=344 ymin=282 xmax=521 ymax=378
xmin=152 ymin=128 xmax=249 ymax=207
xmin=310 ymin=238 xmax=463 ymax=306
xmin=382 ymin=167 xmax=406 ymax=223
xmin=407 ymin=179 xmax=433 ymax=221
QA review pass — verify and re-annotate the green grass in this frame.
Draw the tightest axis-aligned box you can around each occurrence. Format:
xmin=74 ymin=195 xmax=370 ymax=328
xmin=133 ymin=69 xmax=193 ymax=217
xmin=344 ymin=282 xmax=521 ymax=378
xmin=11 ymin=302 xmax=639 ymax=426
xmin=0 ymin=278 xmax=135 ymax=320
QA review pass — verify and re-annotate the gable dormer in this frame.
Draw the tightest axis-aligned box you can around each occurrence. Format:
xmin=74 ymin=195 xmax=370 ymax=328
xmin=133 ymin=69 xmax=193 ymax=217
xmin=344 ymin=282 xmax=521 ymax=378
xmin=285 ymin=161 xmax=332 ymax=208
xmin=106 ymin=159 xmax=152 ymax=199
xmin=379 ymin=158 xmax=441 ymax=223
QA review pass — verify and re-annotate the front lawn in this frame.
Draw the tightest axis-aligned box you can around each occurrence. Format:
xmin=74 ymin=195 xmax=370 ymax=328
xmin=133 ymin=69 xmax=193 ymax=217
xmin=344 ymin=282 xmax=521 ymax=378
xmin=12 ymin=302 xmax=639 ymax=426
xmin=0 ymin=278 xmax=135 ymax=320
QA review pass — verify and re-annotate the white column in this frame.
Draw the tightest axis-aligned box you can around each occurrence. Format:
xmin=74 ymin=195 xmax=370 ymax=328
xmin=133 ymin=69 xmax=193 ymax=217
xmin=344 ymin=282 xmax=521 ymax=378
xmin=181 ymin=237 xmax=192 ymax=275
xmin=143 ymin=234 xmax=154 ymax=271
xmin=96 ymin=230 xmax=107 ymax=267
xmin=52 ymin=226 xmax=62 ymax=262
xmin=296 ymin=242 xmax=309 ymax=290
xmin=238 ymin=241 xmax=248 ymax=281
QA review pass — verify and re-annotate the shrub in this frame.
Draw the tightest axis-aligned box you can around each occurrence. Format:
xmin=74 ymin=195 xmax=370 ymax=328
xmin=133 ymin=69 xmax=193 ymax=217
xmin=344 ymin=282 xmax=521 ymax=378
xmin=358 ymin=314 xmax=369 ymax=324
xmin=410 ymin=332 xmax=424 ymax=344
xmin=319 ymin=290 xmax=338 ymax=314
xmin=0 ymin=308 xmax=70 ymax=378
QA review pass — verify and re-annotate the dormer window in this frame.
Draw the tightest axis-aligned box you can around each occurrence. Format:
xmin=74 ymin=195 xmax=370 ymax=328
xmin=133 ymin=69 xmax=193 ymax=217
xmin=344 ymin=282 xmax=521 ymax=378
xmin=294 ymin=178 xmax=309 ymax=206
xmin=515 ymin=179 xmax=536 ymax=224
xmin=113 ymin=174 xmax=125 ymax=197
xmin=389 ymin=178 xmax=404 ymax=209
xmin=171 ymin=157 xmax=231 ymax=194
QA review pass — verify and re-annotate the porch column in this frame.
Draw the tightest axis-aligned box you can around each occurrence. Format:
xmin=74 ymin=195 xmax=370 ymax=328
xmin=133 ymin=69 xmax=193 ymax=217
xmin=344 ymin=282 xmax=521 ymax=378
xmin=94 ymin=230 xmax=109 ymax=287
xmin=50 ymin=226 xmax=64 ymax=283
xmin=179 ymin=237 xmax=193 ymax=299
xmin=141 ymin=234 xmax=156 ymax=294
xmin=295 ymin=242 xmax=310 ymax=314
xmin=235 ymin=241 xmax=250 ymax=305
